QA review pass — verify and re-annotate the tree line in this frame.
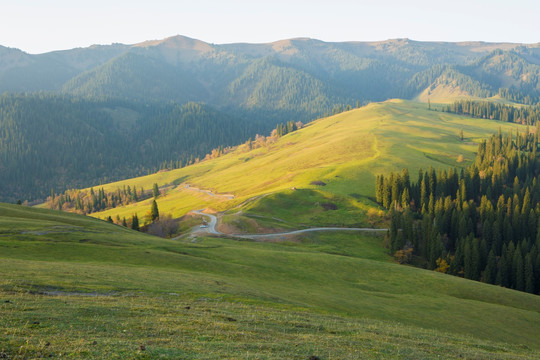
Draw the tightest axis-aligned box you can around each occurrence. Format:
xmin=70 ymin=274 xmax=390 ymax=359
xmin=498 ymin=88 xmax=540 ymax=105
xmin=443 ymin=100 xmax=540 ymax=125
xmin=47 ymin=184 xmax=155 ymax=214
xmin=376 ymin=130 xmax=540 ymax=294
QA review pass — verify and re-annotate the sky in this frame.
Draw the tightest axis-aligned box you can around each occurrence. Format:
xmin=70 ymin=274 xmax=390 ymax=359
xmin=1 ymin=0 xmax=539 ymax=54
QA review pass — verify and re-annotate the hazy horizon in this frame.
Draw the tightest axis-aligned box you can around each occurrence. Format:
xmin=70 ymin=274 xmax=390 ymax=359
xmin=1 ymin=0 xmax=538 ymax=54
xmin=3 ymin=34 xmax=540 ymax=55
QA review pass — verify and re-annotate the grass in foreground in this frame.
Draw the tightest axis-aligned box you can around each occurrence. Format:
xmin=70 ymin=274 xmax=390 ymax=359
xmin=2 ymin=288 xmax=537 ymax=360
xmin=1 ymin=203 xmax=540 ymax=358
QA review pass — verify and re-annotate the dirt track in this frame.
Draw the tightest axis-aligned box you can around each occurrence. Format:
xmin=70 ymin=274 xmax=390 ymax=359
xmin=190 ymin=210 xmax=387 ymax=240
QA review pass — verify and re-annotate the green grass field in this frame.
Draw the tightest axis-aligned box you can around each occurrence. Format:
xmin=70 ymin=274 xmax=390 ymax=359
xmin=85 ymin=99 xmax=529 ymax=230
xmin=1 ymin=203 xmax=540 ymax=358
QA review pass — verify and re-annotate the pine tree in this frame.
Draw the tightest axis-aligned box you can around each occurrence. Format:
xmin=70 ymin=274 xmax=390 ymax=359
xmin=389 ymin=208 xmax=400 ymax=253
xmin=484 ymin=250 xmax=497 ymax=284
xmin=450 ymin=237 xmax=464 ymax=276
xmin=391 ymin=174 xmax=400 ymax=207
xmin=382 ymin=177 xmax=391 ymax=209
xmin=150 ymin=199 xmax=159 ymax=222
xmin=131 ymin=214 xmax=140 ymax=231
xmin=153 ymin=183 xmax=160 ymax=198
xmin=496 ymin=251 xmax=509 ymax=287
xmin=401 ymin=187 xmax=410 ymax=209
xmin=524 ymin=253 xmax=535 ymax=293
xmin=514 ymin=250 xmax=525 ymax=291
xmin=428 ymin=193 xmax=434 ymax=215
xmin=420 ymin=176 xmax=427 ymax=210
xmin=471 ymin=237 xmax=481 ymax=280
xmin=464 ymin=238 xmax=473 ymax=279
xmin=376 ymin=175 xmax=384 ymax=204
xmin=429 ymin=234 xmax=442 ymax=270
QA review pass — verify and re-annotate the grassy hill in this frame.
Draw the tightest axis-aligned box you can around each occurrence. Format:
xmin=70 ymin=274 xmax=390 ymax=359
xmin=2 ymin=203 xmax=540 ymax=358
xmin=86 ymin=100 xmax=529 ymax=228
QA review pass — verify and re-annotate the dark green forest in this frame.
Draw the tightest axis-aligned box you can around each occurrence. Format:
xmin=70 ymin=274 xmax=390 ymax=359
xmin=376 ymin=130 xmax=540 ymax=294
xmin=443 ymin=100 xmax=540 ymax=125
xmin=0 ymin=94 xmax=264 ymax=202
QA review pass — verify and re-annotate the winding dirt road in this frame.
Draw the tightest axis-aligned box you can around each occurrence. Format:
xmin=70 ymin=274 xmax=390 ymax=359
xmin=190 ymin=210 xmax=387 ymax=240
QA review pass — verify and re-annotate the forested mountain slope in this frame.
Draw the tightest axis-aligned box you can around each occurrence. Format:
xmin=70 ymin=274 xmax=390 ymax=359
xmin=3 ymin=36 xmax=540 ymax=110
xmin=0 ymin=94 xmax=260 ymax=202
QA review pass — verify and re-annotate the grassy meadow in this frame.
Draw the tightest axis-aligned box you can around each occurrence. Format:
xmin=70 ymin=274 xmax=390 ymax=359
xmin=1 ymin=203 xmax=540 ymax=358
xmin=85 ymin=100 xmax=529 ymax=229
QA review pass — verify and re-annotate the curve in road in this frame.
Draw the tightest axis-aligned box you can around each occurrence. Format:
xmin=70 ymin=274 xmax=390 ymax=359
xmin=190 ymin=210 xmax=387 ymax=239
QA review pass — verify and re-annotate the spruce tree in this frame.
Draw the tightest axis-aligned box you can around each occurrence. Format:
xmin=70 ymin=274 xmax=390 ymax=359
xmin=382 ymin=178 xmax=391 ymax=209
xmin=391 ymin=175 xmax=400 ymax=207
xmin=484 ymin=250 xmax=497 ymax=284
xmin=131 ymin=214 xmax=140 ymax=231
xmin=150 ymin=199 xmax=159 ymax=222
xmin=376 ymin=175 xmax=384 ymax=204
xmin=496 ymin=251 xmax=509 ymax=287
xmin=514 ymin=250 xmax=525 ymax=291
xmin=464 ymin=238 xmax=473 ymax=279
xmin=401 ymin=187 xmax=410 ymax=209
xmin=524 ymin=253 xmax=535 ymax=293
xmin=471 ymin=237 xmax=481 ymax=280
xmin=420 ymin=177 xmax=427 ymax=210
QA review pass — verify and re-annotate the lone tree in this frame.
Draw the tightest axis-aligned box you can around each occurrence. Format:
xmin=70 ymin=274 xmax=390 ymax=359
xmin=131 ymin=214 xmax=140 ymax=231
xmin=150 ymin=199 xmax=159 ymax=222
xmin=153 ymin=183 xmax=160 ymax=198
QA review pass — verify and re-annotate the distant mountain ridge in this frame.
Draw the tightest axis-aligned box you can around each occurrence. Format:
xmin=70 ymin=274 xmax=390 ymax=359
xmin=2 ymin=36 xmax=540 ymax=112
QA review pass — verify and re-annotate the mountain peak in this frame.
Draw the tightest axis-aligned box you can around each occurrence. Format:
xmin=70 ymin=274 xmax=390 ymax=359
xmin=134 ymin=35 xmax=213 ymax=52
xmin=132 ymin=35 xmax=215 ymax=63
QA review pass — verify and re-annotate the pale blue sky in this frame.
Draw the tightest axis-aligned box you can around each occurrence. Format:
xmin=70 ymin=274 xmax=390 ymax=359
xmin=1 ymin=0 xmax=539 ymax=54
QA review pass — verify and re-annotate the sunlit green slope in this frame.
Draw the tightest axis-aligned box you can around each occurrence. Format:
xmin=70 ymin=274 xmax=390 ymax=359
xmin=88 ymin=100 xmax=528 ymax=226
